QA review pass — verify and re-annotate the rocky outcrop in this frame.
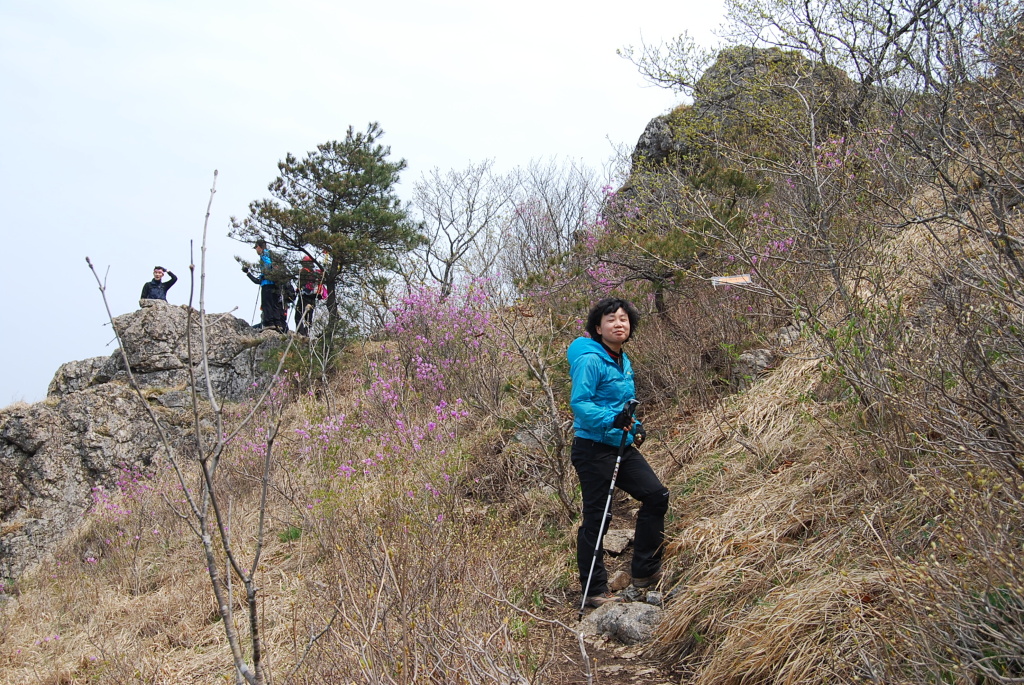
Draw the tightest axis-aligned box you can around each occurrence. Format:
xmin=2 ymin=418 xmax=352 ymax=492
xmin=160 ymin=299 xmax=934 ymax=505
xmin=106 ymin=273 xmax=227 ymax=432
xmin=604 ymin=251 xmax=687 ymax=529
xmin=2 ymin=303 xmax=284 ymax=579
xmin=49 ymin=301 xmax=280 ymax=403
xmin=0 ymin=383 xmax=180 ymax=578
xmin=632 ymin=46 xmax=860 ymax=171
xmin=692 ymin=46 xmax=857 ymax=132
xmin=631 ymin=113 xmax=689 ymax=169
xmin=47 ymin=356 xmax=113 ymax=397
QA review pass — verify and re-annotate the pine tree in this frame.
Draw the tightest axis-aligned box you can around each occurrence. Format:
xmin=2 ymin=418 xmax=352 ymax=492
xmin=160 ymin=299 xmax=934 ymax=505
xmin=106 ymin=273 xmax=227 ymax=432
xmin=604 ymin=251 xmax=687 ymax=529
xmin=231 ymin=122 xmax=422 ymax=335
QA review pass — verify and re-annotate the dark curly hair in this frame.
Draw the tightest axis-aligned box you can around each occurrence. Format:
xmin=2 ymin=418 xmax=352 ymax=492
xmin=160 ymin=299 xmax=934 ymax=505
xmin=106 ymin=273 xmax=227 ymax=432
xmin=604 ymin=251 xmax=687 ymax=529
xmin=585 ymin=298 xmax=639 ymax=343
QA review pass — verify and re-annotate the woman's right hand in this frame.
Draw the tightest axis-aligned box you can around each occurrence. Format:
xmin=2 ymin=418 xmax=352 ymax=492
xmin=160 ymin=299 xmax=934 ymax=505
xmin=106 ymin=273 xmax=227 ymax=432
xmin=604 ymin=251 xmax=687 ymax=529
xmin=612 ymin=407 xmax=635 ymax=429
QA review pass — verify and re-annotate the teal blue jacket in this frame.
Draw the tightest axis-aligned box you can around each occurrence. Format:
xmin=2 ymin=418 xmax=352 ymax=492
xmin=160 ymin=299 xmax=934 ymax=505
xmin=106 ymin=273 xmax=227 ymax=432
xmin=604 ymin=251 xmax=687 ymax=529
xmin=567 ymin=337 xmax=641 ymax=447
xmin=259 ymin=252 xmax=274 ymax=286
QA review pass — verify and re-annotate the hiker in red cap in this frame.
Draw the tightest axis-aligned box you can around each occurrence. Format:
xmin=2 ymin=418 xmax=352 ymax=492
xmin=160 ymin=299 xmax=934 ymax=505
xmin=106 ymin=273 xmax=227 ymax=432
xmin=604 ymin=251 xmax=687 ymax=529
xmin=295 ymin=255 xmax=325 ymax=337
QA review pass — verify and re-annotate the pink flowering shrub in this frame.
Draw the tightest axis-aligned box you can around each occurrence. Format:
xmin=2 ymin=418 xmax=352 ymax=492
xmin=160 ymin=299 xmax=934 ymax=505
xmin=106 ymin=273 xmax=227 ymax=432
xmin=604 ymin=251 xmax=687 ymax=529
xmin=76 ymin=463 xmax=181 ymax=595
xmin=384 ymin=280 xmax=507 ymax=404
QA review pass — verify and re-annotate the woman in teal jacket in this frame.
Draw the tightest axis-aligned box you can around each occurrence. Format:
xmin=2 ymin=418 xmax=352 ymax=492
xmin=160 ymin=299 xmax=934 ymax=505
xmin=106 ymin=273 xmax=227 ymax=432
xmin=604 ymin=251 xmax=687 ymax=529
xmin=568 ymin=297 xmax=669 ymax=607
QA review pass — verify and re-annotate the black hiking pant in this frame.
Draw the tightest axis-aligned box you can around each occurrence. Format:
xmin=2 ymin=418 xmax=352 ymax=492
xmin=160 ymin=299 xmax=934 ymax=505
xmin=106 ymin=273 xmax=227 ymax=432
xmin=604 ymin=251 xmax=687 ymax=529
xmin=261 ymin=283 xmax=287 ymax=332
xmin=295 ymin=293 xmax=317 ymax=336
xmin=571 ymin=437 xmax=669 ymax=597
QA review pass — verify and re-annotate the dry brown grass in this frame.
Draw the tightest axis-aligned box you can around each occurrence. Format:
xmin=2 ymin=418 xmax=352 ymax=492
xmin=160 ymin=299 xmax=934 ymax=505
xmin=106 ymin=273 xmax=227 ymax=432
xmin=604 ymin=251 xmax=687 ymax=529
xmin=0 ymin=361 xmax=574 ymax=684
xmin=639 ymin=348 xmax=911 ymax=682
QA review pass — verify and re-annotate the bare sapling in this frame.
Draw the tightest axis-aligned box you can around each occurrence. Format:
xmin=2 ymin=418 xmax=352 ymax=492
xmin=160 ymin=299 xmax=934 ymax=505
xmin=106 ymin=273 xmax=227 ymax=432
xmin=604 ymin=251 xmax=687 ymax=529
xmin=86 ymin=170 xmax=297 ymax=685
xmin=487 ymin=306 xmax=578 ymax=518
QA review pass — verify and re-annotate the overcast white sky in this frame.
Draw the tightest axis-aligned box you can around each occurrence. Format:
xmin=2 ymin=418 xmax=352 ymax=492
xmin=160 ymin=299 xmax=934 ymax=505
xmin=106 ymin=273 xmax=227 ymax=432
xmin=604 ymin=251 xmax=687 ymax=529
xmin=0 ymin=0 xmax=724 ymax=406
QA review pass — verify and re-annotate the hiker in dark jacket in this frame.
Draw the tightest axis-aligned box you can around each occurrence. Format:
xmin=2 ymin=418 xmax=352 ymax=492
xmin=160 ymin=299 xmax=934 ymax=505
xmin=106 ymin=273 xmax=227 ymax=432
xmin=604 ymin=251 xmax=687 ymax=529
xmin=294 ymin=255 xmax=323 ymax=336
xmin=140 ymin=266 xmax=177 ymax=301
xmin=568 ymin=297 xmax=669 ymax=608
xmin=244 ymin=239 xmax=287 ymax=332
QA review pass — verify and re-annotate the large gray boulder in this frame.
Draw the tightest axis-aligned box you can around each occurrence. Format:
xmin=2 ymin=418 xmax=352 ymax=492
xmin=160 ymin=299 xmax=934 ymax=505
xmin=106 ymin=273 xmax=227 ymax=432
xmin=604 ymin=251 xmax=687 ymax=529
xmin=48 ymin=301 xmax=282 ymax=403
xmin=581 ymin=601 xmax=664 ymax=644
xmin=732 ymin=348 xmax=776 ymax=390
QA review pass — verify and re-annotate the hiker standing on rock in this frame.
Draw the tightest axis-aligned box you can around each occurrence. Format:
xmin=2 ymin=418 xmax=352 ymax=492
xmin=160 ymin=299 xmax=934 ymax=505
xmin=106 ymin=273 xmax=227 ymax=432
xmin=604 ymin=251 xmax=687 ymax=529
xmin=244 ymin=239 xmax=288 ymax=333
xmin=295 ymin=255 xmax=324 ymax=337
xmin=568 ymin=297 xmax=669 ymax=608
xmin=140 ymin=266 xmax=177 ymax=301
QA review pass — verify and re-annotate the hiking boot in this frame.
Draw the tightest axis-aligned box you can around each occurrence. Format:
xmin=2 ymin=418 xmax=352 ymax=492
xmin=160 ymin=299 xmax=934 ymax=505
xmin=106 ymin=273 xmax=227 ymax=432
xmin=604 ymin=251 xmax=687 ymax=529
xmin=584 ymin=592 xmax=624 ymax=608
xmin=632 ymin=570 xmax=663 ymax=589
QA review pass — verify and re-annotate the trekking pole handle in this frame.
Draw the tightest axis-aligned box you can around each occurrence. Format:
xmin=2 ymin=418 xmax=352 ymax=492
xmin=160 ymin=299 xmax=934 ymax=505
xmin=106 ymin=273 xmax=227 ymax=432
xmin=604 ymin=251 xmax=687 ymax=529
xmin=620 ymin=399 xmax=640 ymax=429
xmin=624 ymin=399 xmax=639 ymax=420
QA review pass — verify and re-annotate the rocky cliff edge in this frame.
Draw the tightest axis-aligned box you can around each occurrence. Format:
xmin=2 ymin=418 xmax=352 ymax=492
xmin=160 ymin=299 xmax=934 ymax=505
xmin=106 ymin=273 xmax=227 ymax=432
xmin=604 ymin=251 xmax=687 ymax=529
xmin=0 ymin=301 xmax=283 ymax=579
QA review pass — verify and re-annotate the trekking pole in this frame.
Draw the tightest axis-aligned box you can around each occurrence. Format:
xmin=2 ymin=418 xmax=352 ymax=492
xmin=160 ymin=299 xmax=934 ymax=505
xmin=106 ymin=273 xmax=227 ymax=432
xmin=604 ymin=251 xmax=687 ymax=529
xmin=579 ymin=399 xmax=640 ymax=619
xmin=250 ymin=286 xmax=260 ymax=325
